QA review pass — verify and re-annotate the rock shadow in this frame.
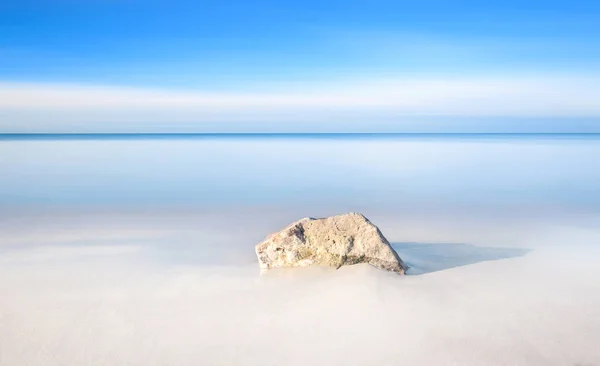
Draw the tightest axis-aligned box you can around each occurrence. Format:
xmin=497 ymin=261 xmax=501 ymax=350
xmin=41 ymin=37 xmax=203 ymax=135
xmin=391 ymin=242 xmax=531 ymax=275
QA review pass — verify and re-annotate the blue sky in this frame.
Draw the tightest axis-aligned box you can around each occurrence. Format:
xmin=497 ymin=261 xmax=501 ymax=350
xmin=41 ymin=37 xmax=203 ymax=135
xmin=1 ymin=0 xmax=600 ymax=132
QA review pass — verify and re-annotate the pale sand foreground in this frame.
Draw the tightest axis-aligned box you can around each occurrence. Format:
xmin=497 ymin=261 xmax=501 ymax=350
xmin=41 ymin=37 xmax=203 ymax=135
xmin=1 ymin=211 xmax=600 ymax=366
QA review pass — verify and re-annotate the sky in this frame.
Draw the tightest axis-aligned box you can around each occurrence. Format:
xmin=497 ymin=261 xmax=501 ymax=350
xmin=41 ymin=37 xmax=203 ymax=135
xmin=1 ymin=0 xmax=600 ymax=132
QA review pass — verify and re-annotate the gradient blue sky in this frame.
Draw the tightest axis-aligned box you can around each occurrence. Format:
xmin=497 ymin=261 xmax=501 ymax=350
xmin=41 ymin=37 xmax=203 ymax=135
xmin=1 ymin=0 xmax=600 ymax=132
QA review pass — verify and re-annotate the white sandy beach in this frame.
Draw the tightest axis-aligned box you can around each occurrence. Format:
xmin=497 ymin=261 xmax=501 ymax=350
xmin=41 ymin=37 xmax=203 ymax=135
xmin=1 ymin=209 xmax=599 ymax=366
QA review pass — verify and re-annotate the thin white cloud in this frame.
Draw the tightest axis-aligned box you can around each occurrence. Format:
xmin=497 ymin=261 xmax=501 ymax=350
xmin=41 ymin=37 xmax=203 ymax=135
xmin=1 ymin=76 xmax=599 ymax=113
xmin=0 ymin=75 xmax=599 ymax=132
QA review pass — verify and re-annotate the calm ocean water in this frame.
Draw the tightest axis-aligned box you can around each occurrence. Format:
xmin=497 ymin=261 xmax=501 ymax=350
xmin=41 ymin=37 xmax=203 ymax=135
xmin=1 ymin=133 xmax=599 ymax=215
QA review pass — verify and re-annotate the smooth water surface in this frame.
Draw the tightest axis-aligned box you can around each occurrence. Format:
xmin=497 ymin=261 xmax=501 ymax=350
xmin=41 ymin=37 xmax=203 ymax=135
xmin=1 ymin=133 xmax=599 ymax=212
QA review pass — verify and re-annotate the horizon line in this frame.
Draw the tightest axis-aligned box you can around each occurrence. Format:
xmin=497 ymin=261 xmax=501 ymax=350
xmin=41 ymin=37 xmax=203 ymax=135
xmin=2 ymin=132 xmax=600 ymax=139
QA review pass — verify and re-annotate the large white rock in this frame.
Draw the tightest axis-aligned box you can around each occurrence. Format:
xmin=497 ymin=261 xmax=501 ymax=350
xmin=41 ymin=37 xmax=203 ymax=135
xmin=255 ymin=212 xmax=407 ymax=274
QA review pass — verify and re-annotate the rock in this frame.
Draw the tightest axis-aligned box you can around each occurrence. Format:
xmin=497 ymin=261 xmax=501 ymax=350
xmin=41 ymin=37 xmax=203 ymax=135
xmin=255 ymin=212 xmax=407 ymax=274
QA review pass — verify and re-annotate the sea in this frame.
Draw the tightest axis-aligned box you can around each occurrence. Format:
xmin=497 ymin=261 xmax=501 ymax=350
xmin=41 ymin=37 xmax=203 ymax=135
xmin=2 ymin=133 xmax=599 ymax=212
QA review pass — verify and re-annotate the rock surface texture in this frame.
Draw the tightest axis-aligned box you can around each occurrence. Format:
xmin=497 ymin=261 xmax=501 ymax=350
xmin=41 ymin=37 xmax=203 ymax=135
xmin=255 ymin=212 xmax=407 ymax=274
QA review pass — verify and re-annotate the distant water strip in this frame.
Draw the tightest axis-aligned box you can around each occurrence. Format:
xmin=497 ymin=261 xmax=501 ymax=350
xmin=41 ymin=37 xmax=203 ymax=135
xmin=1 ymin=133 xmax=600 ymax=141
